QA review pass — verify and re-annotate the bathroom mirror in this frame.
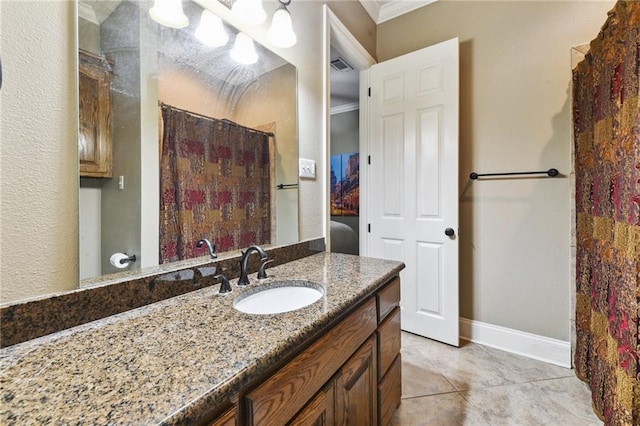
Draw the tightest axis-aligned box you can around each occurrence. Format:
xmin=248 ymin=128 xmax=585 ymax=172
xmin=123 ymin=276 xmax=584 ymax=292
xmin=78 ymin=0 xmax=299 ymax=282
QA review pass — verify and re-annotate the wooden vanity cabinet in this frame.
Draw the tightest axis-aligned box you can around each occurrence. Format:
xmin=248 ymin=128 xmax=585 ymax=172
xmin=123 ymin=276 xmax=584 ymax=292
xmin=207 ymin=276 xmax=402 ymax=426
xmin=78 ymin=49 xmax=113 ymax=178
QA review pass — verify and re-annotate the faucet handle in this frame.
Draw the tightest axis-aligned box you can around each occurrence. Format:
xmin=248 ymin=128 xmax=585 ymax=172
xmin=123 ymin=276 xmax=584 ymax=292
xmin=257 ymin=259 xmax=274 ymax=280
xmin=214 ymin=267 xmax=232 ymax=294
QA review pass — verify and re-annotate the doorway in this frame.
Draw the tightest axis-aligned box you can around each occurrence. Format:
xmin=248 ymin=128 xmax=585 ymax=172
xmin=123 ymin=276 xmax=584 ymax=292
xmin=329 ymin=48 xmax=360 ymax=255
xmin=324 ymin=6 xmax=375 ymax=255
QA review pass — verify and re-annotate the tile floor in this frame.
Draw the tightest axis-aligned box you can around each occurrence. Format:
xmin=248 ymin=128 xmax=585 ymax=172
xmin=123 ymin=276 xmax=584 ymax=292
xmin=391 ymin=332 xmax=602 ymax=425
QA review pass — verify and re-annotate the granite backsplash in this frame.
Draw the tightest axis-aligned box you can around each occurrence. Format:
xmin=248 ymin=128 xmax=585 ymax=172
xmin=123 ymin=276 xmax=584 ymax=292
xmin=0 ymin=238 xmax=325 ymax=348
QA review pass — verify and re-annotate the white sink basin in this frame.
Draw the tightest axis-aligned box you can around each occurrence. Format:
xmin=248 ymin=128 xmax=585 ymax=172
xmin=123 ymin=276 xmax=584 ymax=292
xmin=233 ymin=281 xmax=323 ymax=315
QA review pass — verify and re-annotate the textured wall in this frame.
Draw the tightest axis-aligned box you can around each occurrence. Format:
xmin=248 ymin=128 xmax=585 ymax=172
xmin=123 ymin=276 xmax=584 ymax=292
xmin=378 ymin=0 xmax=615 ymax=341
xmin=1 ymin=1 xmax=78 ymax=303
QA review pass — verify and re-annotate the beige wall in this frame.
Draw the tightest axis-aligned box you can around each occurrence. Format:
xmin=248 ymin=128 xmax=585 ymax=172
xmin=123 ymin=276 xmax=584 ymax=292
xmin=378 ymin=0 xmax=614 ymax=341
xmin=0 ymin=0 xmax=375 ymax=304
xmin=1 ymin=1 xmax=78 ymax=302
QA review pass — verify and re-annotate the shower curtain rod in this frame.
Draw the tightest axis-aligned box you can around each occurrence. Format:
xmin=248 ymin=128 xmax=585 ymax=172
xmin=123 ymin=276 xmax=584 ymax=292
xmin=469 ymin=168 xmax=559 ymax=180
xmin=159 ymin=103 xmax=275 ymax=137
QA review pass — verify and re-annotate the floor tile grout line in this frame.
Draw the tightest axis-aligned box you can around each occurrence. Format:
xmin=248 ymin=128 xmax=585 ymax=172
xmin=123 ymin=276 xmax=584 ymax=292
xmin=451 ymin=375 xmax=591 ymax=397
xmin=439 ymin=370 xmax=461 ymax=392
xmin=401 ymin=389 xmax=462 ymax=401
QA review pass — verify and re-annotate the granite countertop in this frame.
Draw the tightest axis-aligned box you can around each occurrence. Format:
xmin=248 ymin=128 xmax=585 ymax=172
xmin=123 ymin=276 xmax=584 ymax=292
xmin=0 ymin=253 xmax=404 ymax=425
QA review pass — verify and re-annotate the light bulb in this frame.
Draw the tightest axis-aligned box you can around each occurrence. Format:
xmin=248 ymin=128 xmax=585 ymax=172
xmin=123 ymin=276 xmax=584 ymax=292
xmin=149 ymin=0 xmax=189 ymax=29
xmin=267 ymin=6 xmax=296 ymax=48
xmin=195 ymin=10 xmax=229 ymax=47
xmin=230 ymin=32 xmax=258 ymax=65
xmin=231 ymin=0 xmax=267 ymax=26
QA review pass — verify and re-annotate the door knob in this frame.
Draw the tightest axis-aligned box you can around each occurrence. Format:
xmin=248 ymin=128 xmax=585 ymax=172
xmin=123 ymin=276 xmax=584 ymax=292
xmin=444 ymin=227 xmax=455 ymax=237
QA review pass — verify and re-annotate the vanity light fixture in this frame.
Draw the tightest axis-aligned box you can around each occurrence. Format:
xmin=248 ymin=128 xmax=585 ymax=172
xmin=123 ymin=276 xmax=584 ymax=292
xmin=230 ymin=32 xmax=258 ymax=65
xmin=195 ymin=10 xmax=229 ymax=47
xmin=149 ymin=0 xmax=189 ymax=28
xmin=267 ymin=0 xmax=296 ymax=48
xmin=231 ymin=0 xmax=267 ymax=26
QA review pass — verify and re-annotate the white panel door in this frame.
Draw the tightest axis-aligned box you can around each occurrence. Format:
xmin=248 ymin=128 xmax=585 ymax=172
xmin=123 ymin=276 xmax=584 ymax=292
xmin=367 ymin=38 xmax=459 ymax=346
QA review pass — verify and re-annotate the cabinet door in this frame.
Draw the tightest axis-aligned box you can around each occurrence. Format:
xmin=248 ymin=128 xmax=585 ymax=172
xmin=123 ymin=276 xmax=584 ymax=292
xmin=79 ymin=49 xmax=113 ymax=178
xmin=335 ymin=335 xmax=378 ymax=425
xmin=289 ymin=383 xmax=335 ymax=426
xmin=209 ymin=406 xmax=236 ymax=426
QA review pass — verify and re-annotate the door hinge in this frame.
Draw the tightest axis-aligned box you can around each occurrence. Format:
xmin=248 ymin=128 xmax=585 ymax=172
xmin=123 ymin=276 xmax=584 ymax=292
xmin=368 ymin=223 xmax=371 ymax=233
xmin=368 ymin=87 xmax=371 ymax=97
xmin=368 ymin=155 xmax=371 ymax=165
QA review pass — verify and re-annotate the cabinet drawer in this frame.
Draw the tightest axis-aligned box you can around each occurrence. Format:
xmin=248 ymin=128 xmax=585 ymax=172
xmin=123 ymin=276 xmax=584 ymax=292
xmin=245 ymin=298 xmax=377 ymax=425
xmin=377 ymin=278 xmax=400 ymax=323
xmin=378 ymin=354 xmax=401 ymax=426
xmin=377 ymin=307 xmax=401 ymax=380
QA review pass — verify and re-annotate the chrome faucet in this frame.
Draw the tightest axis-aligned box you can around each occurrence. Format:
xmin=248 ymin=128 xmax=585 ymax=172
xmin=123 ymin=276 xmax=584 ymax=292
xmin=196 ymin=238 xmax=217 ymax=259
xmin=238 ymin=245 xmax=268 ymax=286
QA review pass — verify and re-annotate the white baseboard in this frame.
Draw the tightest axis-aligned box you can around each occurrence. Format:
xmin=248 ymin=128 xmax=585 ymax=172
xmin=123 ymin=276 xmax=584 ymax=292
xmin=459 ymin=318 xmax=572 ymax=368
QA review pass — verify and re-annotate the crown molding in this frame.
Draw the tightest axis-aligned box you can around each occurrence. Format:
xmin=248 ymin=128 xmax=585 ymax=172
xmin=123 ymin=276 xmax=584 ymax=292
xmin=360 ymin=0 xmax=438 ymax=24
xmin=78 ymin=1 xmax=99 ymax=25
xmin=359 ymin=0 xmax=381 ymax=24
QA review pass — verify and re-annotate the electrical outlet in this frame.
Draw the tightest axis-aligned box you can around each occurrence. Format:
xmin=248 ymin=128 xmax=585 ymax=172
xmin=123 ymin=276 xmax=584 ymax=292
xmin=299 ymin=158 xmax=316 ymax=179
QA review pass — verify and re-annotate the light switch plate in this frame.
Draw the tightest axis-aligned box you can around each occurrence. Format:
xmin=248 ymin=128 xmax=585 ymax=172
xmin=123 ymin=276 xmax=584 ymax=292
xmin=299 ymin=158 xmax=316 ymax=179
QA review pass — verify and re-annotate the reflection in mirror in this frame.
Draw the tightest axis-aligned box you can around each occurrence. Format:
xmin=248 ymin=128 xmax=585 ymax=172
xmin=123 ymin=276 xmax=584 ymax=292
xmin=78 ymin=0 xmax=298 ymax=283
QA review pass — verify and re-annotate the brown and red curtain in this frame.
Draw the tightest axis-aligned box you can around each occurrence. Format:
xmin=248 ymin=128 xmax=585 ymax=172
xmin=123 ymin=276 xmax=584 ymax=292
xmin=159 ymin=104 xmax=271 ymax=263
xmin=573 ymin=1 xmax=640 ymax=424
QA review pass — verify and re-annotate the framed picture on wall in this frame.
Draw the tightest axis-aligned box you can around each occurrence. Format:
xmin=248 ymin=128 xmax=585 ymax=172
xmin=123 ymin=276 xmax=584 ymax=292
xmin=330 ymin=152 xmax=359 ymax=216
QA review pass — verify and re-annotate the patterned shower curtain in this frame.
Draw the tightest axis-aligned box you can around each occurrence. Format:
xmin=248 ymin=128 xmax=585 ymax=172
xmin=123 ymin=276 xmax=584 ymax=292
xmin=573 ymin=1 xmax=640 ymax=424
xmin=159 ymin=104 xmax=271 ymax=263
